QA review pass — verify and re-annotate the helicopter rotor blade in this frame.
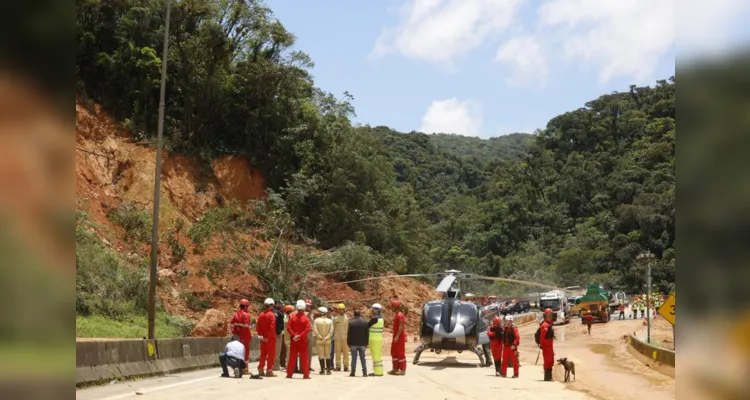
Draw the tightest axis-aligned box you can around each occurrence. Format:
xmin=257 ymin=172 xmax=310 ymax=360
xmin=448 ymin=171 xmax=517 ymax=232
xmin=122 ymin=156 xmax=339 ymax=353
xmin=329 ymin=273 xmax=435 ymax=285
xmin=470 ymin=276 xmax=564 ymax=291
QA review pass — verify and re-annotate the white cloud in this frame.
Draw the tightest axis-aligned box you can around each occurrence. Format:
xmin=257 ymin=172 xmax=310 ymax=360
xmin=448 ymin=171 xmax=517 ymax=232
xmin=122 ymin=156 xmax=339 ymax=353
xmin=419 ymin=98 xmax=483 ymax=136
xmin=495 ymin=35 xmax=548 ymax=88
xmin=370 ymin=0 xmax=526 ymax=65
xmin=536 ymin=0 xmax=676 ymax=84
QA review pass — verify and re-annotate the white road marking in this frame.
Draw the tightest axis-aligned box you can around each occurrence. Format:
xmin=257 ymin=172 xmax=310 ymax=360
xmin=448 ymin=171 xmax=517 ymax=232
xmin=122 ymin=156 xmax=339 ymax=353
xmin=96 ymin=376 xmax=215 ymax=400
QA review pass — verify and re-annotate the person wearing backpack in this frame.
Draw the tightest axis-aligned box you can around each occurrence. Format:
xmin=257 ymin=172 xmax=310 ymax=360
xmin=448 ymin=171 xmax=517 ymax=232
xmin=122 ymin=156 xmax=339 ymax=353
xmin=535 ymin=308 xmax=556 ymax=381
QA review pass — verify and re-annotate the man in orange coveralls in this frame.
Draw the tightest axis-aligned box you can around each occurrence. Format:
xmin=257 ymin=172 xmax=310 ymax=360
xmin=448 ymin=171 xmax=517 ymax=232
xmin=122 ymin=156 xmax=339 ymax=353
xmin=486 ymin=316 xmax=504 ymax=376
xmin=501 ymin=315 xmax=520 ymax=378
xmin=539 ymin=308 xmax=556 ymax=381
xmin=257 ymin=298 xmax=277 ymax=377
xmin=286 ymin=300 xmax=312 ymax=379
xmin=230 ymin=299 xmax=253 ymax=372
xmin=388 ymin=300 xmax=408 ymax=375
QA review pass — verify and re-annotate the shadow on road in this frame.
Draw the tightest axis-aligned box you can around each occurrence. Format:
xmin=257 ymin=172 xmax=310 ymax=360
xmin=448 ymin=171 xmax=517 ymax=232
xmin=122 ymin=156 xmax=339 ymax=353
xmin=416 ymin=356 xmax=481 ymax=370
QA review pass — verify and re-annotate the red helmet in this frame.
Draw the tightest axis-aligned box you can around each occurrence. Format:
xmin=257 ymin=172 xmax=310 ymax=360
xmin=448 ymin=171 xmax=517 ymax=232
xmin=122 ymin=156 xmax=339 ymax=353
xmin=390 ymin=300 xmax=401 ymax=308
xmin=492 ymin=316 xmax=502 ymax=327
xmin=239 ymin=299 xmax=250 ymax=307
xmin=544 ymin=308 xmax=553 ymax=315
xmin=305 ymin=299 xmax=313 ymax=306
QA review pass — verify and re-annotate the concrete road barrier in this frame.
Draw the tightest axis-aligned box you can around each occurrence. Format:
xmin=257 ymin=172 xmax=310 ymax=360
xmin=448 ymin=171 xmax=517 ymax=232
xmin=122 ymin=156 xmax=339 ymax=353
xmin=76 ymin=336 xmax=264 ymax=387
xmin=627 ymin=334 xmax=675 ymax=368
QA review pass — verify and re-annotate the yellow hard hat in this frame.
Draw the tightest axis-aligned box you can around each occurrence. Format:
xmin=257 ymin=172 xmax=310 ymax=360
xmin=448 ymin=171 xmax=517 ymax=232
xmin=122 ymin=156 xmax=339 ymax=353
xmin=337 ymin=303 xmax=346 ymax=310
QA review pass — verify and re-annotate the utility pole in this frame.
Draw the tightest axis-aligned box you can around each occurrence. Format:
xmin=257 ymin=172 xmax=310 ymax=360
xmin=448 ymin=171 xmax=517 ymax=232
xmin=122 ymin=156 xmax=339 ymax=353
xmin=636 ymin=251 xmax=655 ymax=344
xmin=148 ymin=0 xmax=172 ymax=340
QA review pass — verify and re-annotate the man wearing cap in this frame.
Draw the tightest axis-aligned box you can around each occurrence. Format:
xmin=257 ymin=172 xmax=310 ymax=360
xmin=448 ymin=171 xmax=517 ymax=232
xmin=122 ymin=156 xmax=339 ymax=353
xmin=257 ymin=298 xmax=277 ymax=377
xmin=281 ymin=305 xmax=294 ymax=369
xmin=368 ymin=303 xmax=385 ymax=376
xmin=272 ymin=300 xmax=286 ymax=371
xmin=539 ymin=308 xmax=556 ymax=381
xmin=313 ymin=307 xmax=333 ymax=375
xmin=388 ymin=300 xmax=407 ymax=375
xmin=333 ymin=303 xmax=350 ymax=372
xmin=501 ymin=315 xmax=520 ymax=378
xmin=286 ymin=300 xmax=312 ymax=379
xmin=230 ymin=299 xmax=253 ymax=373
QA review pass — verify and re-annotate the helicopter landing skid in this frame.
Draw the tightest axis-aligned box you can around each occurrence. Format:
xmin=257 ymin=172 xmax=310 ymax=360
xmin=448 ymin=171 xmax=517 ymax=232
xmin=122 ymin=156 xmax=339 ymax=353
xmin=413 ymin=343 xmax=428 ymax=365
xmin=470 ymin=345 xmax=486 ymax=367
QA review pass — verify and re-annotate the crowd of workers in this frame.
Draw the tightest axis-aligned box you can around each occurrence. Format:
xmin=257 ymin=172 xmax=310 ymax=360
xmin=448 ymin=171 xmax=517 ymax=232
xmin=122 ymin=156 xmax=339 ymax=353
xmin=220 ymin=298 xmax=408 ymax=380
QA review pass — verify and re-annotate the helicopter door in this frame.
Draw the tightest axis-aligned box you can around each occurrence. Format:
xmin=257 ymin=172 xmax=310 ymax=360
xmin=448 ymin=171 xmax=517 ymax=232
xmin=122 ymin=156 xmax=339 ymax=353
xmin=477 ymin=304 xmax=502 ymax=345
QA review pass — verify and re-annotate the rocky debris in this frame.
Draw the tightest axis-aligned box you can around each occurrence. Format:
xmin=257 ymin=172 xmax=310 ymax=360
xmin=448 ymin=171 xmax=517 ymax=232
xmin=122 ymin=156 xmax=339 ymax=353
xmin=158 ymin=268 xmax=175 ymax=282
xmin=191 ymin=309 xmax=229 ymax=337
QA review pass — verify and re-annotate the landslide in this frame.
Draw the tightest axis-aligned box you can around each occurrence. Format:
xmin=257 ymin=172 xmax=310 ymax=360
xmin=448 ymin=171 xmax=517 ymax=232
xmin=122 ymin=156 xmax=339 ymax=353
xmin=75 ymin=99 xmax=436 ymax=335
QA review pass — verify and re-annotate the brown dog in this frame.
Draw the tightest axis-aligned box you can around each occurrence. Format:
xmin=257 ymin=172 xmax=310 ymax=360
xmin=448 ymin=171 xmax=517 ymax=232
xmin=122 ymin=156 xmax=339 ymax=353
xmin=557 ymin=358 xmax=575 ymax=382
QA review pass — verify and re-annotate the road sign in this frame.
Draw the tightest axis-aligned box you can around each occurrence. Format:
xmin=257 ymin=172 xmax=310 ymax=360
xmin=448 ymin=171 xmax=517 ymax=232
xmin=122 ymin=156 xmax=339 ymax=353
xmin=658 ymin=294 xmax=675 ymax=325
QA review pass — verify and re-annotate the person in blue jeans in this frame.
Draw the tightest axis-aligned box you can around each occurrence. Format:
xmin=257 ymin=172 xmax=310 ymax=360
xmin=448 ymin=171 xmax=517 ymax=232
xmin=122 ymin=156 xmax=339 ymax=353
xmin=347 ymin=309 xmax=369 ymax=377
xmin=219 ymin=335 xmax=247 ymax=378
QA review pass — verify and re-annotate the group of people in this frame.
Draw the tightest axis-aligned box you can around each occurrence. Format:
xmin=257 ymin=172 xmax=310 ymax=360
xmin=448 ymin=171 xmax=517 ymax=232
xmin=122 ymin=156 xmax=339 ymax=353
xmin=486 ymin=314 xmax=520 ymax=378
xmin=219 ymin=297 xmax=409 ymax=380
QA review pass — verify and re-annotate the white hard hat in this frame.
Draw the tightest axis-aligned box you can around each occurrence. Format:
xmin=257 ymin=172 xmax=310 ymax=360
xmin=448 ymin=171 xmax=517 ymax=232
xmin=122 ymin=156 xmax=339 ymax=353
xmin=296 ymin=300 xmax=306 ymax=310
xmin=318 ymin=307 xmax=328 ymax=313
xmin=372 ymin=303 xmax=382 ymax=309
xmin=264 ymin=298 xmax=274 ymax=306
xmin=504 ymin=315 xmax=513 ymax=322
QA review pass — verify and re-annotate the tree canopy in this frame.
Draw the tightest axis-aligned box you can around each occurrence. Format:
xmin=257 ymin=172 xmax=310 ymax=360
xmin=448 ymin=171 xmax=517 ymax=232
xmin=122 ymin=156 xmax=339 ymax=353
xmin=76 ymin=0 xmax=675 ymax=294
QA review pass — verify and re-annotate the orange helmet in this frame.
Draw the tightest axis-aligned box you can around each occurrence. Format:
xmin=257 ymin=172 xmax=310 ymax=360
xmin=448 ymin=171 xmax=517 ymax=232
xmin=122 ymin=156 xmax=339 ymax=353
xmin=390 ymin=300 xmax=401 ymax=308
xmin=239 ymin=299 xmax=250 ymax=307
xmin=284 ymin=305 xmax=294 ymax=313
xmin=492 ymin=316 xmax=502 ymax=327
xmin=544 ymin=308 xmax=553 ymax=315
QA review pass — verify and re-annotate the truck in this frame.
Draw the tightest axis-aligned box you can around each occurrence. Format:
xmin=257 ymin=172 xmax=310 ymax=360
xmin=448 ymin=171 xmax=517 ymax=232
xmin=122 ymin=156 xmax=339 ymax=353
xmin=578 ymin=284 xmax=610 ymax=323
xmin=538 ymin=290 xmax=570 ymax=325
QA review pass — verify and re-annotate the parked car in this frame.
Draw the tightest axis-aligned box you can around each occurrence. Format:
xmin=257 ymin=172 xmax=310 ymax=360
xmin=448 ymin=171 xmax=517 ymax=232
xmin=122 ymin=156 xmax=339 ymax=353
xmin=501 ymin=300 xmax=530 ymax=315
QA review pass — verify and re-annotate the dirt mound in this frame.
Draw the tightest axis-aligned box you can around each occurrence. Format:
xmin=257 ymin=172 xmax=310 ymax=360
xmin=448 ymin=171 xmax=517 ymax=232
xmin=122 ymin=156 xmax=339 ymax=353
xmin=76 ymin=98 xmax=437 ymax=337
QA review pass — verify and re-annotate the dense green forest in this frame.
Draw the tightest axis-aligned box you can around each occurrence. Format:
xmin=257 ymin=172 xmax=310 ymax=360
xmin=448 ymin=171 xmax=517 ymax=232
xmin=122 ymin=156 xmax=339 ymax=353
xmin=76 ymin=0 xmax=674 ymax=296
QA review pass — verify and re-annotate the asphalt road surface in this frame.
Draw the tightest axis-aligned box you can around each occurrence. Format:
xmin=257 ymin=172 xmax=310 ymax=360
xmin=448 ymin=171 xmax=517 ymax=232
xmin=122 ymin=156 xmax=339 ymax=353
xmin=77 ymin=314 xmax=674 ymax=400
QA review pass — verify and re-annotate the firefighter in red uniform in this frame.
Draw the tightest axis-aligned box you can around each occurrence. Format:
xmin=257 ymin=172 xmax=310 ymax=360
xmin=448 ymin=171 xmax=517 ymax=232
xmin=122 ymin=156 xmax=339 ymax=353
xmin=501 ymin=315 xmax=520 ymax=378
xmin=486 ymin=316 xmax=504 ymax=376
xmin=257 ymin=298 xmax=277 ymax=377
xmin=286 ymin=300 xmax=312 ymax=379
xmin=388 ymin=300 xmax=408 ymax=376
xmin=230 ymin=299 xmax=253 ymax=372
xmin=539 ymin=308 xmax=556 ymax=381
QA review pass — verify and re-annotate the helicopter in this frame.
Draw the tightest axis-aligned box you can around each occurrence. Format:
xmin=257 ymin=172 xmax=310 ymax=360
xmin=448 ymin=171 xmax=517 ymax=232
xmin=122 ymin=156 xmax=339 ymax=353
xmin=331 ymin=269 xmax=565 ymax=367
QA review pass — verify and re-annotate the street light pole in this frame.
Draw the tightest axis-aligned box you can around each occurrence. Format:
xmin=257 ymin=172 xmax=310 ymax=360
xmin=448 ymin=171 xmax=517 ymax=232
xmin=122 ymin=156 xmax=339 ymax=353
xmin=636 ymin=251 xmax=655 ymax=345
xmin=148 ymin=0 xmax=172 ymax=340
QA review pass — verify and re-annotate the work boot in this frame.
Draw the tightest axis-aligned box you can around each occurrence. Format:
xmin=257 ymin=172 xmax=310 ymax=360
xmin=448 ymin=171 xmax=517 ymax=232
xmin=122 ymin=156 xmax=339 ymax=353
xmin=394 ymin=370 xmax=405 ymax=376
xmin=335 ymin=366 xmax=341 ymax=372
xmin=258 ymin=369 xmax=265 ymax=377
xmin=265 ymin=370 xmax=276 ymax=377
xmin=221 ymin=373 xmax=230 ymax=378
xmin=344 ymin=366 xmax=349 ymax=372
xmin=349 ymin=371 xmax=355 ymax=377
xmin=544 ymin=368 xmax=553 ymax=381
xmin=325 ymin=360 xmax=332 ymax=375
xmin=512 ymin=374 xmax=519 ymax=378
xmin=319 ymin=360 xmax=326 ymax=375
xmin=387 ymin=370 xmax=397 ymax=375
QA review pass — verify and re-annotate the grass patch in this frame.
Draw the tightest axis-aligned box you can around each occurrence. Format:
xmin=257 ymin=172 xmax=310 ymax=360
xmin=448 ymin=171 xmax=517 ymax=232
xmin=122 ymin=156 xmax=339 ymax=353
xmin=76 ymin=312 xmax=195 ymax=338
xmin=107 ymin=202 xmax=151 ymax=243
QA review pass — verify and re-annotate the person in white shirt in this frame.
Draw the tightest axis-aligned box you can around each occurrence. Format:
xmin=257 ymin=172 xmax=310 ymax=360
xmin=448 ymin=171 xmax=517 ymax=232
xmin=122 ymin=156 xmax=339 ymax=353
xmin=220 ymin=335 xmax=247 ymax=378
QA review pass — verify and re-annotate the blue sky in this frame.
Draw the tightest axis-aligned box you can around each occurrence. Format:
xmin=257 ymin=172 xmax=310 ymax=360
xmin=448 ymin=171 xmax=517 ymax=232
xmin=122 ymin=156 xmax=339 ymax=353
xmin=266 ymin=0 xmax=749 ymax=138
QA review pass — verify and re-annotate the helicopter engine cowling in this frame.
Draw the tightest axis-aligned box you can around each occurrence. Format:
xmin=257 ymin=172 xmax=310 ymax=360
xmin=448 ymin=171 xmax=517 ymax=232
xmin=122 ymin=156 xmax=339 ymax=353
xmin=420 ymin=300 xmax=480 ymax=350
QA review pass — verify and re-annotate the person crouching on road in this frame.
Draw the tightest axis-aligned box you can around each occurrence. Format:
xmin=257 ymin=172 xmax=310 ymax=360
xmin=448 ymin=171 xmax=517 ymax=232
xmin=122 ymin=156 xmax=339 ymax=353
xmin=230 ymin=299 xmax=253 ymax=373
xmin=333 ymin=303 xmax=350 ymax=372
xmin=501 ymin=315 xmax=520 ymax=378
xmin=257 ymin=298 xmax=277 ymax=377
xmin=219 ymin=335 xmax=246 ymax=378
xmin=487 ymin=316 xmax=504 ymax=376
xmin=368 ymin=303 xmax=385 ymax=376
xmin=388 ymin=300 xmax=407 ymax=376
xmin=539 ymin=308 xmax=556 ymax=381
xmin=314 ymin=307 xmax=333 ymax=375
xmin=286 ymin=300 xmax=312 ymax=379
xmin=347 ymin=309 xmax=369 ymax=377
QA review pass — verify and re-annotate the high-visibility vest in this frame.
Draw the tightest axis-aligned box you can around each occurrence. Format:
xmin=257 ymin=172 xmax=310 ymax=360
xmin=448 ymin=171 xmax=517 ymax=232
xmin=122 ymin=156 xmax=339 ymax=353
xmin=369 ymin=317 xmax=384 ymax=342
